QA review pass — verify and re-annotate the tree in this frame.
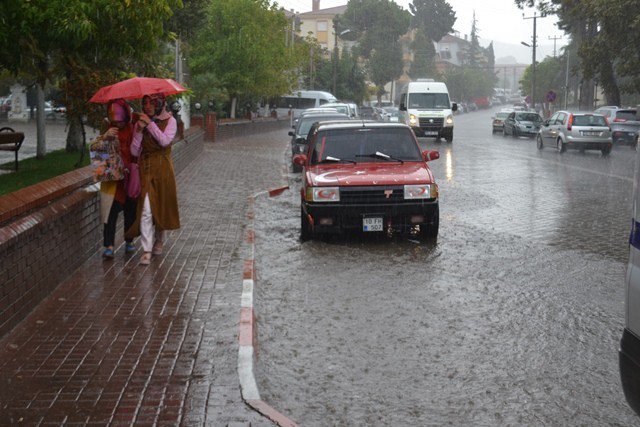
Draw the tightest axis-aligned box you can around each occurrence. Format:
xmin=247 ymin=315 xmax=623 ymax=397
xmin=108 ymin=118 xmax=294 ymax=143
xmin=408 ymin=0 xmax=456 ymax=77
xmin=337 ymin=0 xmax=411 ymax=103
xmin=189 ymin=0 xmax=305 ymax=118
xmin=0 ymin=0 xmax=182 ymax=154
xmin=519 ymin=56 xmax=567 ymax=106
xmin=409 ymin=29 xmax=437 ymax=79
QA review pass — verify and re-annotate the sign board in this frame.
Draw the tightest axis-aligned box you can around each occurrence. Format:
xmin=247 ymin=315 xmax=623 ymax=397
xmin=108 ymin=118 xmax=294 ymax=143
xmin=546 ymin=90 xmax=557 ymax=103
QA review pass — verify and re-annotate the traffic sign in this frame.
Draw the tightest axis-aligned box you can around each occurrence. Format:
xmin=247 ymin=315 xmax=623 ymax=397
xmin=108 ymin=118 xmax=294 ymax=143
xmin=546 ymin=90 xmax=557 ymax=103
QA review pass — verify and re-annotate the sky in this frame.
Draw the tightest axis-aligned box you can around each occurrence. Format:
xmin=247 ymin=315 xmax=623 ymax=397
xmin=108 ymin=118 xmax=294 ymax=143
xmin=273 ymin=0 xmax=569 ymax=63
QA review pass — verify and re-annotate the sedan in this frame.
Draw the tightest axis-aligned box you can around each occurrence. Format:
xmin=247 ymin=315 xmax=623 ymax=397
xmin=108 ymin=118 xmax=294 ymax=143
xmin=491 ymin=111 xmax=512 ymax=133
xmin=503 ymin=111 xmax=543 ymax=138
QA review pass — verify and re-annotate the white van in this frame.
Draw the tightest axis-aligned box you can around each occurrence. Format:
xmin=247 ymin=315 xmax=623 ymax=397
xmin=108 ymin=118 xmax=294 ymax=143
xmin=398 ymin=79 xmax=457 ymax=142
xmin=620 ymin=148 xmax=640 ymax=416
xmin=274 ymin=90 xmax=337 ymax=118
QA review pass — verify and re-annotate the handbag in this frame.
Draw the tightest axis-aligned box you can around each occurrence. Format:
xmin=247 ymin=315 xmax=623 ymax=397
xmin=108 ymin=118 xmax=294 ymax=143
xmin=125 ymin=159 xmax=141 ymax=199
xmin=90 ymin=135 xmax=125 ymax=182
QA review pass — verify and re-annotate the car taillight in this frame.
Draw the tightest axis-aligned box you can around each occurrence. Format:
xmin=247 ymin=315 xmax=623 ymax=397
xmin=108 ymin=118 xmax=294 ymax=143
xmin=567 ymin=114 xmax=574 ymax=131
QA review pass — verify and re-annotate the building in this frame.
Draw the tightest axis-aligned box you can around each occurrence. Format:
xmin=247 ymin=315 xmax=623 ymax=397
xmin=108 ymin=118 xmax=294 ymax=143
xmin=297 ymin=1 xmax=348 ymax=54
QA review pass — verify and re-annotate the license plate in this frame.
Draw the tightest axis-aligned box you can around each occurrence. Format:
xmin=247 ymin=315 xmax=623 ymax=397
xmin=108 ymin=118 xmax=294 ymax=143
xmin=363 ymin=217 xmax=383 ymax=232
xmin=582 ymin=131 xmax=599 ymax=136
xmin=424 ymin=131 xmax=439 ymax=136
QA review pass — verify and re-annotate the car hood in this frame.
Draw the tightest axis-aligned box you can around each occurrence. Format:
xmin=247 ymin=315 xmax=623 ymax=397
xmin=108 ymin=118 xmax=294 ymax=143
xmin=306 ymin=162 xmax=433 ymax=186
xmin=516 ymin=121 xmax=541 ymax=126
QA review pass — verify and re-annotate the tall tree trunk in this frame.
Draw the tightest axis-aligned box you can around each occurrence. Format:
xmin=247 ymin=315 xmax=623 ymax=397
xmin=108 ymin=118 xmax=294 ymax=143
xmin=230 ymin=96 xmax=237 ymax=119
xmin=599 ymin=59 xmax=620 ymax=107
xmin=36 ymin=84 xmax=46 ymax=159
xmin=65 ymin=114 xmax=84 ymax=152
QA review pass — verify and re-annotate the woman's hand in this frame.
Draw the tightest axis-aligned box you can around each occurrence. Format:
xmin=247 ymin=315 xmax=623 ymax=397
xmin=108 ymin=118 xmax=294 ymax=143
xmin=137 ymin=113 xmax=151 ymax=131
xmin=103 ymin=127 xmax=119 ymax=139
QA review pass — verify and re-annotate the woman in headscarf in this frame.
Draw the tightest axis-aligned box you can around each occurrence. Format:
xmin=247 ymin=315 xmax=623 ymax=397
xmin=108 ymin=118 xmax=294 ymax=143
xmin=126 ymin=93 xmax=180 ymax=265
xmin=100 ymin=99 xmax=137 ymax=258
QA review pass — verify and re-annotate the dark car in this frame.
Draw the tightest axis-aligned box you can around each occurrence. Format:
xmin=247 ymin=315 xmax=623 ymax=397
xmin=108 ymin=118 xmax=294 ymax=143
xmin=288 ymin=112 xmax=349 ymax=172
xmin=595 ymin=107 xmax=639 ymax=146
xmin=503 ymin=111 xmax=543 ymax=138
xmin=292 ymin=121 xmax=440 ymax=241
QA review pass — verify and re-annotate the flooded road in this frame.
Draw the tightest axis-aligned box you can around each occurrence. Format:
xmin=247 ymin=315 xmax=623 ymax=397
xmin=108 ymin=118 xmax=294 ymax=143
xmin=253 ymin=108 xmax=638 ymax=425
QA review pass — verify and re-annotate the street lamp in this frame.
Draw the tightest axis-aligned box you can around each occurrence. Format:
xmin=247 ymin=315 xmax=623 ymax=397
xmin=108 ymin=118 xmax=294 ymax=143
xmin=332 ymin=28 xmax=351 ymax=96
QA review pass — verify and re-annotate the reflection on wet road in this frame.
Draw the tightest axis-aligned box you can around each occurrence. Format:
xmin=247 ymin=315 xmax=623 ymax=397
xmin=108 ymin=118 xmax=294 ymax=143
xmin=253 ymin=108 xmax=638 ymax=425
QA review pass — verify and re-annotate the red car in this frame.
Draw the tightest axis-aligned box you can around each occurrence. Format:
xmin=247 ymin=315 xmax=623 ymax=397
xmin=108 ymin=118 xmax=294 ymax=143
xmin=293 ymin=121 xmax=440 ymax=241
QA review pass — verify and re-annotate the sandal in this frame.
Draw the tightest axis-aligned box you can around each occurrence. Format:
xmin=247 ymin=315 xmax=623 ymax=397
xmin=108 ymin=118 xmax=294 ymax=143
xmin=152 ymin=241 xmax=163 ymax=255
xmin=139 ymin=252 xmax=152 ymax=265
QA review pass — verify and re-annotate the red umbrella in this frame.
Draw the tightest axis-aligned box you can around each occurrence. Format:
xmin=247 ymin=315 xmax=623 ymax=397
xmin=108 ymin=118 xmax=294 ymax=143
xmin=89 ymin=77 xmax=187 ymax=103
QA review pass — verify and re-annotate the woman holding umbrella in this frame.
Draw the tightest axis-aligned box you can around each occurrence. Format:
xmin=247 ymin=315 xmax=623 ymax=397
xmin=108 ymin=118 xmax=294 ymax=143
xmin=126 ymin=93 xmax=180 ymax=265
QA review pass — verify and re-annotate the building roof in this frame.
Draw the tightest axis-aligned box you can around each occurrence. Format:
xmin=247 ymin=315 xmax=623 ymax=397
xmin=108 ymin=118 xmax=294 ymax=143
xmin=299 ymin=5 xmax=347 ymax=18
xmin=439 ymin=33 xmax=470 ymax=45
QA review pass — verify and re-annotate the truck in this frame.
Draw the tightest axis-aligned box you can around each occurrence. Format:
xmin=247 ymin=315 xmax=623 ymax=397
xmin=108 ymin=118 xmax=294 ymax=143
xmin=398 ymin=79 xmax=457 ymax=142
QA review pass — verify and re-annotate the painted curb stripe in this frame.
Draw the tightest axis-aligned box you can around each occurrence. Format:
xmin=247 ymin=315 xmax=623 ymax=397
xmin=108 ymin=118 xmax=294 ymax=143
xmin=238 ymin=186 xmax=298 ymax=426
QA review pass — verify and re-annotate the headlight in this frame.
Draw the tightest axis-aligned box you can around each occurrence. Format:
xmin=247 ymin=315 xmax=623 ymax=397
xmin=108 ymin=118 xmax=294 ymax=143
xmin=297 ymin=144 xmax=306 ymax=153
xmin=404 ymin=184 xmax=432 ymax=199
xmin=445 ymin=114 xmax=453 ymax=125
xmin=306 ymin=187 xmax=340 ymax=202
xmin=409 ymin=114 xmax=417 ymax=126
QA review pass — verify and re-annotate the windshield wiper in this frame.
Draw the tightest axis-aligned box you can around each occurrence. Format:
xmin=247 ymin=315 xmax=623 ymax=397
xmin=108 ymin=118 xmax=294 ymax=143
xmin=319 ymin=156 xmax=356 ymax=164
xmin=355 ymin=151 xmax=404 ymax=163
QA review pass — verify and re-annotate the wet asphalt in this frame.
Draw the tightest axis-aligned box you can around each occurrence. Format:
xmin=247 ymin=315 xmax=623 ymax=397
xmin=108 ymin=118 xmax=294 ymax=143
xmin=252 ymin=107 xmax=639 ymax=425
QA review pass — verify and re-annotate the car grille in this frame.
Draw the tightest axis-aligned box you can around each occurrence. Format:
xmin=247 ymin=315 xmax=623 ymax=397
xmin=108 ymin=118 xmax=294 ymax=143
xmin=418 ymin=117 xmax=444 ymax=130
xmin=340 ymin=186 xmax=408 ymax=205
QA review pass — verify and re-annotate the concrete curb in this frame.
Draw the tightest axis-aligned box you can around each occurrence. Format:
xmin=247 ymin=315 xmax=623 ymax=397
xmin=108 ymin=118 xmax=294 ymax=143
xmin=238 ymin=185 xmax=298 ymax=427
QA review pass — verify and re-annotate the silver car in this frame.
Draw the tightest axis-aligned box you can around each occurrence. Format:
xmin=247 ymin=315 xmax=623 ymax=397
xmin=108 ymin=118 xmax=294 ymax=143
xmin=537 ymin=111 xmax=613 ymax=155
xmin=595 ymin=106 xmax=639 ymax=146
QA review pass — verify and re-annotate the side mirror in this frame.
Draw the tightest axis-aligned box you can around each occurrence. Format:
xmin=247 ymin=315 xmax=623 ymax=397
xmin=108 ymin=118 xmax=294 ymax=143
xmin=288 ymin=131 xmax=294 ymax=136
xmin=451 ymin=103 xmax=458 ymax=112
xmin=422 ymin=150 xmax=439 ymax=162
xmin=293 ymin=154 xmax=307 ymax=166
xmin=399 ymin=103 xmax=406 ymax=111
xmin=295 ymin=137 xmax=307 ymax=145
xmin=543 ymin=119 xmax=550 ymax=126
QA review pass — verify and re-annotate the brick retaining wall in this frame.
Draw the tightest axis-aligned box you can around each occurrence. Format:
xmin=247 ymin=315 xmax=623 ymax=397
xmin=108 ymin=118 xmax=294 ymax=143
xmin=216 ymin=117 xmax=290 ymax=142
xmin=0 ymin=127 xmax=205 ymax=338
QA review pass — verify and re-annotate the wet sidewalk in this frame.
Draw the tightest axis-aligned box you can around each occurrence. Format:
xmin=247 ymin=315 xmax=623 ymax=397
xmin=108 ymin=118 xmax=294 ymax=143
xmin=0 ymin=128 xmax=287 ymax=425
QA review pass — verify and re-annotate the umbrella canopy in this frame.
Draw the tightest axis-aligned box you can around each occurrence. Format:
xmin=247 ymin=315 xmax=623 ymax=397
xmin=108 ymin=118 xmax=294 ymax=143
xmin=89 ymin=77 xmax=187 ymax=103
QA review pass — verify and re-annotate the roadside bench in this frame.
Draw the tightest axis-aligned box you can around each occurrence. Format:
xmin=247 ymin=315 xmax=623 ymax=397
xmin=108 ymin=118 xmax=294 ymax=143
xmin=0 ymin=127 xmax=25 ymax=171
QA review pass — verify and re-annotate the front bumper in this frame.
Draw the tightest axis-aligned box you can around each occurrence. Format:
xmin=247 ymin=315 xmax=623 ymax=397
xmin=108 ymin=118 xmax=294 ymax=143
xmin=302 ymin=199 xmax=438 ymax=233
xmin=516 ymin=126 xmax=540 ymax=137
xmin=620 ymin=328 xmax=640 ymax=416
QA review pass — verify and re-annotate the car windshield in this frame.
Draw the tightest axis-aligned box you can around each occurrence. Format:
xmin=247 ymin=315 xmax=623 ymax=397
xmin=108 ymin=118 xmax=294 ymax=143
xmin=408 ymin=93 xmax=450 ymax=109
xmin=515 ymin=113 xmax=542 ymax=122
xmin=310 ymin=128 xmax=422 ymax=164
xmin=296 ymin=115 xmax=347 ymax=136
xmin=573 ymin=115 xmax=607 ymax=126
xmin=324 ymin=105 xmax=349 ymax=115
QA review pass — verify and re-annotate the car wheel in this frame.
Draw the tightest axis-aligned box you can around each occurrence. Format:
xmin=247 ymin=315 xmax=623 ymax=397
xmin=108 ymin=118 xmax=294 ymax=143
xmin=300 ymin=207 xmax=312 ymax=241
xmin=420 ymin=205 xmax=439 ymax=242
xmin=445 ymin=132 xmax=453 ymax=143
xmin=557 ymin=138 xmax=566 ymax=153
xmin=536 ymin=135 xmax=544 ymax=150
xmin=602 ymin=145 xmax=612 ymax=156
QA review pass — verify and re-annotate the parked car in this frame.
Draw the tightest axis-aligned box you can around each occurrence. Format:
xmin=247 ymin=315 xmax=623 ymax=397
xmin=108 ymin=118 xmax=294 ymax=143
xmin=292 ymin=121 xmax=440 ymax=241
xmin=288 ymin=112 xmax=349 ymax=172
xmin=536 ymin=111 xmax=612 ymax=155
xmin=503 ymin=111 xmax=543 ymax=138
xmin=491 ymin=110 xmax=513 ymax=134
xmin=322 ymin=102 xmax=356 ymax=118
xmin=292 ymin=107 xmax=339 ymax=127
xmin=620 ymin=141 xmax=640 ymax=417
xmin=595 ymin=106 xmax=639 ymax=146
xmin=359 ymin=106 xmax=376 ymax=120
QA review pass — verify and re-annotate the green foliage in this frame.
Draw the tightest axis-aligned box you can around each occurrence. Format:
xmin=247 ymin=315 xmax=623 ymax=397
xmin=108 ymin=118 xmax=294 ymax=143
xmin=338 ymin=0 xmax=411 ymax=90
xmin=312 ymin=48 xmax=367 ymax=104
xmin=409 ymin=29 xmax=436 ymax=79
xmin=189 ymin=0 xmax=304 ymax=114
xmin=409 ymin=0 xmax=456 ymax=42
xmin=442 ymin=67 xmax=494 ymax=101
xmin=519 ymin=56 xmax=567 ymax=103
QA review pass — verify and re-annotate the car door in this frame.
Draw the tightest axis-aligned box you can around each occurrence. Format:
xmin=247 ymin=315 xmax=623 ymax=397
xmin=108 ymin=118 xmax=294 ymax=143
xmin=541 ymin=112 xmax=558 ymax=145
xmin=553 ymin=113 xmax=567 ymax=143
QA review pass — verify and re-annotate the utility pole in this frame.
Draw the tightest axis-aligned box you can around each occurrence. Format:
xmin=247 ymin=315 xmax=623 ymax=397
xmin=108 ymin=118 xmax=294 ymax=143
xmin=548 ymin=35 xmax=562 ymax=58
xmin=523 ymin=12 xmax=546 ymax=111
xmin=564 ymin=51 xmax=570 ymax=109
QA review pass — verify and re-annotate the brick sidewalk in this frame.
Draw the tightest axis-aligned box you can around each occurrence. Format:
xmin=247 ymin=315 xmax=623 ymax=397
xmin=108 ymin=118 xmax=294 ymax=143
xmin=0 ymin=129 xmax=287 ymax=425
